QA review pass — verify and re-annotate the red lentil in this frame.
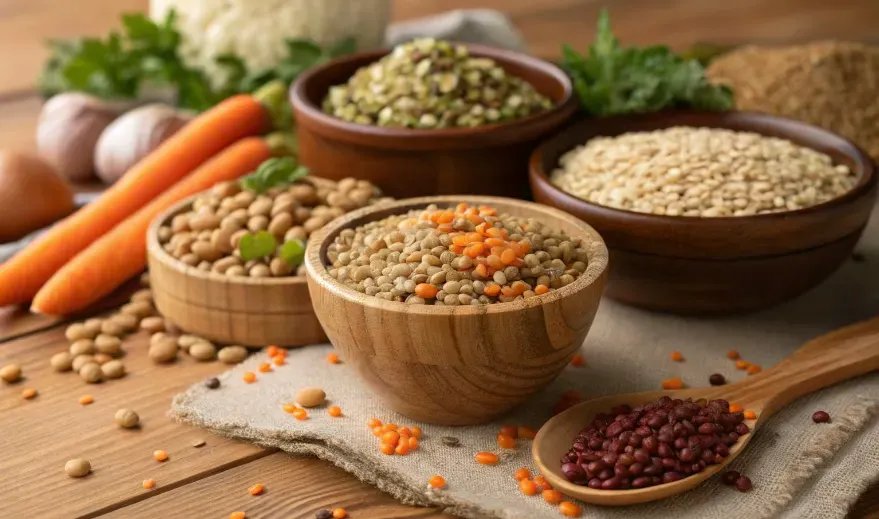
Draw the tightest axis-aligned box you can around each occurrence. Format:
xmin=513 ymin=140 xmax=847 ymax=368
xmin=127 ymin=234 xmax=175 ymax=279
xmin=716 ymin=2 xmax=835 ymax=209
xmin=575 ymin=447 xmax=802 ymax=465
xmin=475 ymin=452 xmax=499 ymax=465
xmin=258 ymin=362 xmax=272 ymax=373
xmin=327 ymin=353 xmax=340 ymax=364
xmin=372 ymin=426 xmax=384 ymax=437
xmin=410 ymin=426 xmax=423 ymax=439
xmin=570 ymin=354 xmax=585 ymax=367
xmin=429 ymin=475 xmax=446 ymax=488
xmin=21 ymin=388 xmax=37 ymax=399
xmin=532 ymin=475 xmax=553 ymax=491
xmin=242 ymin=371 xmax=256 ymax=383
xmin=153 ymin=450 xmax=168 ymax=462
xmin=729 ymin=403 xmax=743 ymax=413
xmin=743 ymin=410 xmax=757 ymax=420
xmin=272 ymin=356 xmax=286 ymax=366
xmin=382 ymin=431 xmax=401 ymax=445
xmin=518 ymin=426 xmax=538 ymax=440
xmin=367 ymin=418 xmax=382 ymax=428
xmin=142 ymin=479 xmax=156 ymax=489
xmin=380 ymin=443 xmax=395 ymax=455
xmin=332 ymin=509 xmax=347 ymax=519
xmin=746 ymin=364 xmax=762 ymax=375
xmin=395 ymin=442 xmax=410 ymax=455
xmin=292 ymin=409 xmax=308 ymax=420
xmin=383 ymin=423 xmax=398 ymax=431
xmin=542 ymin=489 xmax=563 ymax=504
xmin=497 ymin=433 xmax=517 ymax=449
xmin=266 ymin=345 xmax=279 ymax=357
xmin=559 ymin=501 xmax=582 ymax=517
xmin=229 ymin=512 xmax=246 ymax=519
xmin=248 ymin=483 xmax=264 ymax=496
xmin=670 ymin=351 xmax=684 ymax=362
xmin=726 ymin=350 xmax=740 ymax=360
xmin=661 ymin=377 xmax=684 ymax=390
xmin=408 ymin=437 xmax=419 ymax=450
xmin=79 ymin=395 xmax=94 ymax=405
xmin=514 ymin=468 xmax=531 ymax=481
xmin=397 ymin=426 xmax=411 ymax=437
xmin=735 ymin=360 xmax=749 ymax=370
xmin=518 ymin=479 xmax=539 ymax=496
xmin=328 ymin=406 xmax=343 ymax=417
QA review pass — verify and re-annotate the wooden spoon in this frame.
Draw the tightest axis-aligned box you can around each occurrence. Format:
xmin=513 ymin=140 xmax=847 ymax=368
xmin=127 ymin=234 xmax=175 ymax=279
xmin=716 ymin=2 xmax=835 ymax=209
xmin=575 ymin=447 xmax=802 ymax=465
xmin=532 ymin=315 xmax=879 ymax=506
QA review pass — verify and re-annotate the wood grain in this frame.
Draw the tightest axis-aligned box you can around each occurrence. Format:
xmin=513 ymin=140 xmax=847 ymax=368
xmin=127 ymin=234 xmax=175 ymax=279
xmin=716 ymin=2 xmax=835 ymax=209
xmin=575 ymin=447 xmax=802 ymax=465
xmin=534 ymin=315 xmax=879 ymax=505
xmin=101 ymin=452 xmax=455 ymax=519
xmin=305 ymin=196 xmax=609 ymax=424
xmin=0 ymin=324 xmax=266 ymax=518
xmin=147 ymin=198 xmax=326 ymax=348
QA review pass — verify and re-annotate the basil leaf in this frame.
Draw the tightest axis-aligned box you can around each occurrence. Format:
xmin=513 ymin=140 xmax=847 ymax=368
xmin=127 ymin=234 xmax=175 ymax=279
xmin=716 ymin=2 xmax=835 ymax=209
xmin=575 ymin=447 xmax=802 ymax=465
xmin=239 ymin=231 xmax=278 ymax=261
xmin=279 ymin=239 xmax=306 ymax=267
xmin=239 ymin=157 xmax=308 ymax=193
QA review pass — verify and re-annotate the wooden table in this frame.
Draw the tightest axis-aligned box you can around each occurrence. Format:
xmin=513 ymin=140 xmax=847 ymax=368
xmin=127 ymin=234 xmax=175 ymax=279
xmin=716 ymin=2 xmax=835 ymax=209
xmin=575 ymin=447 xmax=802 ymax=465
xmin=1 ymin=1 xmax=878 ymax=517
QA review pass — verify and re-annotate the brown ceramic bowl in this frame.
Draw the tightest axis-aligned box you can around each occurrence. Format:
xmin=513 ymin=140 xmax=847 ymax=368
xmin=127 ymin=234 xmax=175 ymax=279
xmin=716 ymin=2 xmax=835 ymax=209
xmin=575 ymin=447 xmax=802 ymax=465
xmin=530 ymin=111 xmax=877 ymax=314
xmin=304 ymin=196 xmax=609 ymax=425
xmin=291 ymin=45 xmax=578 ymax=200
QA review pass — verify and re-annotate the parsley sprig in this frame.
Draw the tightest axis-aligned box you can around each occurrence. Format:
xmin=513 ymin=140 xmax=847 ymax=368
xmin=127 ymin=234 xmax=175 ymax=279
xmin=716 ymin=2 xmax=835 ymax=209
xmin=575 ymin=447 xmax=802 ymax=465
xmin=561 ymin=10 xmax=734 ymax=116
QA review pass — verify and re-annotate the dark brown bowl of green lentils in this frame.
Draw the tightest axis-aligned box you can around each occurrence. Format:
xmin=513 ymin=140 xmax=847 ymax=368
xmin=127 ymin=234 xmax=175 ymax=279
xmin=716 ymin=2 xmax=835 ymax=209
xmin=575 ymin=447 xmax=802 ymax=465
xmin=304 ymin=196 xmax=609 ymax=425
xmin=290 ymin=38 xmax=579 ymax=201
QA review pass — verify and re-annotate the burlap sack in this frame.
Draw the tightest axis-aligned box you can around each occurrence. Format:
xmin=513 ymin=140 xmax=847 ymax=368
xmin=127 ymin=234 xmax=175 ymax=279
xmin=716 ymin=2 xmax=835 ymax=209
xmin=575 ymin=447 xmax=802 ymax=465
xmin=171 ymin=209 xmax=879 ymax=519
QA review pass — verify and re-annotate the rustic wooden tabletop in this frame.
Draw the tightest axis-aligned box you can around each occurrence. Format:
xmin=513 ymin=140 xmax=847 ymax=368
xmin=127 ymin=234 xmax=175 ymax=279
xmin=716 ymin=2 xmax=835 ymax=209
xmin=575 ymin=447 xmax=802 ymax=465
xmin=1 ymin=1 xmax=878 ymax=517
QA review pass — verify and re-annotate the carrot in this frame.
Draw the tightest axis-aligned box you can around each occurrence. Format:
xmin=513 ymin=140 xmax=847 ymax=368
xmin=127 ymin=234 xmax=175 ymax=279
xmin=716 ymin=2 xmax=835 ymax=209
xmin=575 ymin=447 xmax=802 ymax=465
xmin=32 ymin=137 xmax=272 ymax=315
xmin=0 ymin=95 xmax=268 ymax=307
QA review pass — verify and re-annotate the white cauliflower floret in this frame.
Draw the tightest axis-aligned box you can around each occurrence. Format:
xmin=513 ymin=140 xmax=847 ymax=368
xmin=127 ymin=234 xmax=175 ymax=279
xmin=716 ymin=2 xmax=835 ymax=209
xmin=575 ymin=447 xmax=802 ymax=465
xmin=150 ymin=0 xmax=390 ymax=86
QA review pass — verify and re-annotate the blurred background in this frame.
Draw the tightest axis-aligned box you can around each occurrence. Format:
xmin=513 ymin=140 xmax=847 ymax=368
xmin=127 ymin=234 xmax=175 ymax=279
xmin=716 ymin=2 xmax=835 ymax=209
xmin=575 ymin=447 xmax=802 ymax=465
xmin=1 ymin=0 xmax=877 ymax=151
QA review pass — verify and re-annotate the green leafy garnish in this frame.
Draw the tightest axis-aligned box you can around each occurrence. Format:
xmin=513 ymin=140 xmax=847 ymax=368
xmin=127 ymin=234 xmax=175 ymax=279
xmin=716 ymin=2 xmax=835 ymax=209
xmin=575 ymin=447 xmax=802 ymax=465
xmin=38 ymin=10 xmax=357 ymax=116
xmin=240 ymin=157 xmax=309 ymax=194
xmin=238 ymin=231 xmax=278 ymax=261
xmin=279 ymin=239 xmax=306 ymax=267
xmin=561 ymin=10 xmax=734 ymax=116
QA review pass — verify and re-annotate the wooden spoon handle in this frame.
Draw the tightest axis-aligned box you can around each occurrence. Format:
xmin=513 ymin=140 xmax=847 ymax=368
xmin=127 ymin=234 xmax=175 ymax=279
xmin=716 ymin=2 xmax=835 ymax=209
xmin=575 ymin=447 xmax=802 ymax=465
xmin=725 ymin=315 xmax=879 ymax=417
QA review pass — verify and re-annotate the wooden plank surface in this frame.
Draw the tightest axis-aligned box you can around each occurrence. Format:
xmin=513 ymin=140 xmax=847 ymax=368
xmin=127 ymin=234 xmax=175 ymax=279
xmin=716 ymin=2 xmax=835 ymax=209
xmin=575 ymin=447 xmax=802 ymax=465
xmin=1 ymin=1 xmax=878 ymax=518
xmin=102 ymin=452 xmax=454 ymax=519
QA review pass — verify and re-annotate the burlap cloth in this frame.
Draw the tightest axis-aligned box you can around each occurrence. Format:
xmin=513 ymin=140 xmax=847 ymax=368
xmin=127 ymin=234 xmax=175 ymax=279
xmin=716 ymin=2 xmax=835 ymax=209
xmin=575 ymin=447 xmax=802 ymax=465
xmin=171 ymin=205 xmax=879 ymax=519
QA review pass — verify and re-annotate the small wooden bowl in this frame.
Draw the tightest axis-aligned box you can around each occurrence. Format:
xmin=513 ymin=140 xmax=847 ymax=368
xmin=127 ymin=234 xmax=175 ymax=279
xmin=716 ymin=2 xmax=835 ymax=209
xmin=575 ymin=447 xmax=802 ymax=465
xmin=146 ymin=197 xmax=326 ymax=348
xmin=290 ymin=45 xmax=579 ymax=200
xmin=304 ymin=196 xmax=609 ymax=425
xmin=530 ymin=111 xmax=878 ymax=314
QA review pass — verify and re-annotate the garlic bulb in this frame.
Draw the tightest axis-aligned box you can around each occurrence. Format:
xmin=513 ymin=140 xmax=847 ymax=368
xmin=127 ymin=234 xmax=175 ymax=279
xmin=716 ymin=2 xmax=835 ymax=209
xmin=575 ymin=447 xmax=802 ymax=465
xmin=36 ymin=93 xmax=131 ymax=182
xmin=94 ymin=104 xmax=192 ymax=185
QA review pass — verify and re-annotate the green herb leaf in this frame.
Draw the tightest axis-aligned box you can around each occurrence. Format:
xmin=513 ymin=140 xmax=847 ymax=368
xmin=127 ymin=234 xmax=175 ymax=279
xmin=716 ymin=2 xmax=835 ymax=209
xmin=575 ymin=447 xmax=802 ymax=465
xmin=239 ymin=157 xmax=309 ymax=194
xmin=279 ymin=239 xmax=306 ymax=267
xmin=239 ymin=231 xmax=278 ymax=261
xmin=562 ymin=9 xmax=734 ymax=116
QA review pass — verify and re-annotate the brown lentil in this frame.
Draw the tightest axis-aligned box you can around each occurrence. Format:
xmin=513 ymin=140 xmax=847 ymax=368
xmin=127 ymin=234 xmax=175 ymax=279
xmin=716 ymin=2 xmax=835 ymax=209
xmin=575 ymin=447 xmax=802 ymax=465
xmin=110 ymin=313 xmax=139 ymax=332
xmin=93 ymin=353 xmax=113 ymax=364
xmin=101 ymin=360 xmax=126 ymax=379
xmin=0 ymin=363 xmax=22 ymax=383
xmin=121 ymin=301 xmax=154 ymax=319
xmin=189 ymin=341 xmax=218 ymax=361
xmin=115 ymin=408 xmax=140 ymax=428
xmin=79 ymin=363 xmax=104 ymax=383
xmin=295 ymin=387 xmax=327 ymax=408
xmin=94 ymin=334 xmax=122 ymax=356
xmin=132 ymin=287 xmax=152 ymax=301
xmin=50 ymin=352 xmax=74 ymax=372
xmin=140 ymin=316 xmax=166 ymax=334
xmin=65 ymin=323 xmax=97 ymax=342
xmin=65 ymin=458 xmax=91 ymax=477
xmin=218 ymin=346 xmax=249 ymax=364
xmin=551 ymin=127 xmax=858 ymax=217
xmin=71 ymin=355 xmax=95 ymax=372
xmin=326 ymin=203 xmax=591 ymax=305
xmin=191 ymin=438 xmax=207 ymax=448
xmin=148 ymin=337 xmax=178 ymax=363
xmin=69 ymin=339 xmax=96 ymax=357
xmin=83 ymin=318 xmax=104 ymax=336
xmin=100 ymin=319 xmax=127 ymax=337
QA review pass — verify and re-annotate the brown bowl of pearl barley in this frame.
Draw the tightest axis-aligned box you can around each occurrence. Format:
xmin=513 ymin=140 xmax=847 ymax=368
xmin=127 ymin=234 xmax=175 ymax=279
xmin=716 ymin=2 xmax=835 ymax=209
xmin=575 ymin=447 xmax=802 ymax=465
xmin=304 ymin=196 xmax=609 ymax=424
xmin=530 ymin=111 xmax=877 ymax=314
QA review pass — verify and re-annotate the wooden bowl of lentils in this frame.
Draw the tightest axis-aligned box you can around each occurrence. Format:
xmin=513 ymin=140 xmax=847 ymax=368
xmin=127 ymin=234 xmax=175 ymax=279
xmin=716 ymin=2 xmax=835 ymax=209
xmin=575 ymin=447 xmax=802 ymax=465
xmin=290 ymin=38 xmax=578 ymax=200
xmin=530 ymin=111 xmax=877 ymax=314
xmin=146 ymin=175 xmax=390 ymax=347
xmin=304 ymin=196 xmax=609 ymax=425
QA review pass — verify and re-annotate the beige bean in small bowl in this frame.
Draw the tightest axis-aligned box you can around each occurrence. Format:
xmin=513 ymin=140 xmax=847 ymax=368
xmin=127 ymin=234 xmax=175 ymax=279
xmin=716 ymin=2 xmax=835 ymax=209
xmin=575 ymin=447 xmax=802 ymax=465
xmin=147 ymin=176 xmax=388 ymax=347
xmin=305 ymin=196 xmax=609 ymax=425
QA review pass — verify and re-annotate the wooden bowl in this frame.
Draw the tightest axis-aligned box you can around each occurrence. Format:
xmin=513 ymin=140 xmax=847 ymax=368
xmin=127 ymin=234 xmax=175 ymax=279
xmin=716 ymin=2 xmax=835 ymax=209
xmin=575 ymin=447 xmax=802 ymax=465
xmin=304 ymin=196 xmax=609 ymax=425
xmin=290 ymin=45 xmax=579 ymax=200
xmin=530 ymin=111 xmax=878 ymax=315
xmin=146 ymin=197 xmax=326 ymax=348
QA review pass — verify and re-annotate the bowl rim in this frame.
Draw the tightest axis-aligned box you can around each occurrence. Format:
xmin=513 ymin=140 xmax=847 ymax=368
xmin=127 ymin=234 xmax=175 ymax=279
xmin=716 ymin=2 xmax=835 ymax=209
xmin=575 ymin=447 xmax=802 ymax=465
xmin=290 ymin=43 xmax=577 ymax=141
xmin=304 ymin=195 xmax=610 ymax=316
xmin=529 ymin=109 xmax=878 ymax=225
xmin=146 ymin=195 xmax=307 ymax=287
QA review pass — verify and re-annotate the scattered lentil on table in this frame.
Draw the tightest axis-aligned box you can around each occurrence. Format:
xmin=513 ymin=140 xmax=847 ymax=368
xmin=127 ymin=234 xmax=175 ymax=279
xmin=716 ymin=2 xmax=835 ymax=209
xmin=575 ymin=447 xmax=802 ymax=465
xmin=247 ymin=483 xmax=264 ymax=496
xmin=428 ymin=475 xmax=446 ymax=489
xmin=295 ymin=387 xmax=327 ymax=408
xmin=218 ymin=345 xmax=249 ymax=364
xmin=551 ymin=127 xmax=858 ymax=217
xmin=79 ymin=394 xmax=94 ymax=405
xmin=115 ymin=408 xmax=140 ymax=428
xmin=812 ymin=410 xmax=831 ymax=423
xmin=21 ymin=388 xmax=37 ymax=399
xmin=323 ymin=38 xmax=553 ymax=129
xmin=142 ymin=478 xmax=156 ymax=489
xmin=153 ymin=450 xmax=169 ymax=462
xmin=0 ymin=363 xmax=22 ymax=383
xmin=326 ymin=203 xmax=592 ymax=305
xmin=65 ymin=458 xmax=91 ymax=478
xmin=158 ymin=177 xmax=387 ymax=278
xmin=561 ymin=396 xmax=749 ymax=489
xmin=71 ymin=354 xmax=94 ymax=371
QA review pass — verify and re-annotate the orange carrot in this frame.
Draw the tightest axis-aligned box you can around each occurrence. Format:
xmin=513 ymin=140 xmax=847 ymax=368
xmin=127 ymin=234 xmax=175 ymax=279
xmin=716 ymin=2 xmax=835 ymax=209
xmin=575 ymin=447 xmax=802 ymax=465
xmin=32 ymin=137 xmax=272 ymax=315
xmin=0 ymin=95 xmax=268 ymax=307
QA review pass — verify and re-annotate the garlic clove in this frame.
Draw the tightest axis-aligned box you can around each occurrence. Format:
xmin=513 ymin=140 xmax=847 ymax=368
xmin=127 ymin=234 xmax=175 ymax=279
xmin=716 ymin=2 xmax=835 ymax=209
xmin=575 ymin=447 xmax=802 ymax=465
xmin=94 ymin=104 xmax=193 ymax=185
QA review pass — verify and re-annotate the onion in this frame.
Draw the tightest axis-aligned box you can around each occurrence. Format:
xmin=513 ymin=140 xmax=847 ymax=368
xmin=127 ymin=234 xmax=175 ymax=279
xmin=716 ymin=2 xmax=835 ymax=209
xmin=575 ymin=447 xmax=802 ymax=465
xmin=0 ymin=151 xmax=75 ymax=243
